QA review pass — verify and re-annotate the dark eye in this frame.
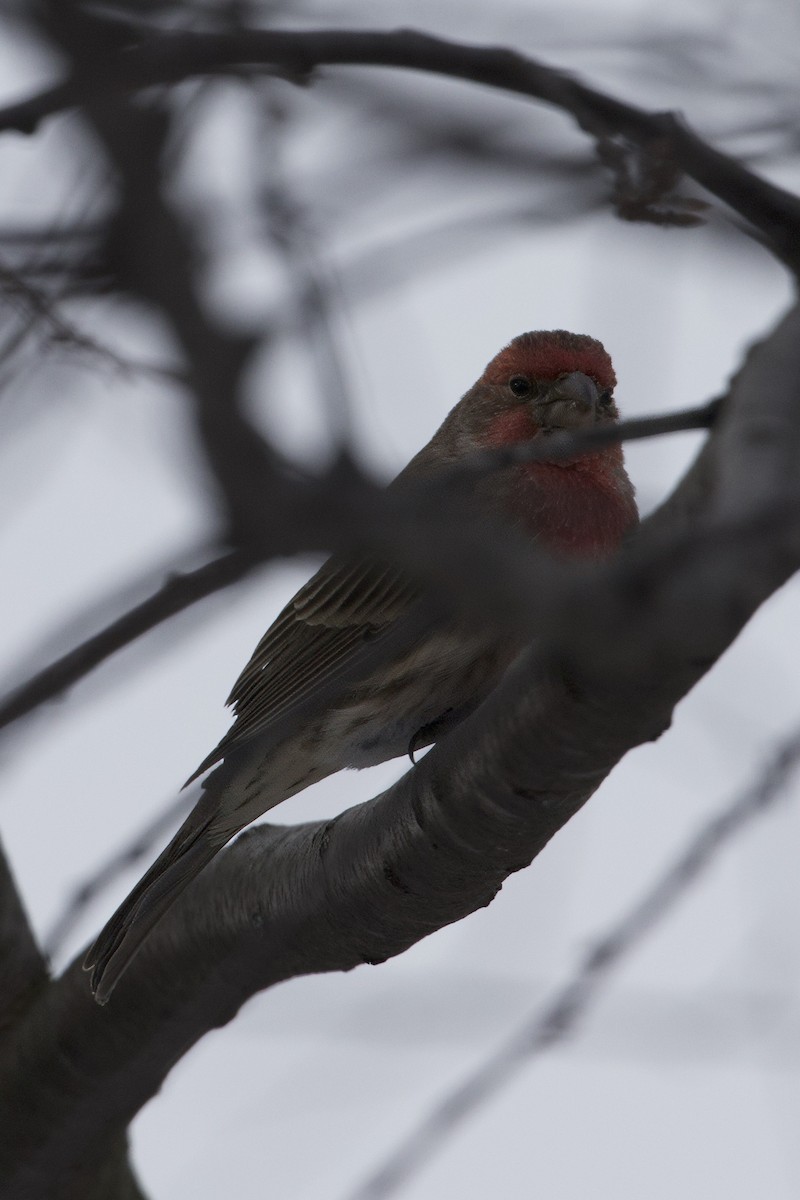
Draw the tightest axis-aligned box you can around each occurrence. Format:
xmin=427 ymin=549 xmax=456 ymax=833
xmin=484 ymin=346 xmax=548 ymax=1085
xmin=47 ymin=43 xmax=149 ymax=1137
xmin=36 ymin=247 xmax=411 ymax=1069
xmin=508 ymin=375 xmax=531 ymax=397
xmin=598 ymin=389 xmax=614 ymax=408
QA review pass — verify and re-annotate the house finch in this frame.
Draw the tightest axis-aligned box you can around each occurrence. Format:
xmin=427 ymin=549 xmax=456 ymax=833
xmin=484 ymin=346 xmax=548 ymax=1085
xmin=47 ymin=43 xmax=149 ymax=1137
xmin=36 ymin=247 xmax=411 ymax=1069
xmin=86 ymin=329 xmax=637 ymax=1002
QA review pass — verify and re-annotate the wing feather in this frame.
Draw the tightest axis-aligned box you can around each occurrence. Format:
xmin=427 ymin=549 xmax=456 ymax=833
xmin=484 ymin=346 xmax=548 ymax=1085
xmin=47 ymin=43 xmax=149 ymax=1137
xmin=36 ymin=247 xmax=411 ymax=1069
xmin=189 ymin=556 xmax=419 ymax=780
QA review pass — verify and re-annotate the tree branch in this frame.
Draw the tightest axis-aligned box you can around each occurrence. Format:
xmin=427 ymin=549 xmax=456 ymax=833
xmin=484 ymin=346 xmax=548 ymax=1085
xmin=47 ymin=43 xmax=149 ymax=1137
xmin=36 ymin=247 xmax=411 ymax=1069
xmin=458 ymin=397 xmax=721 ymax=477
xmin=0 ymin=549 xmax=254 ymax=732
xmin=349 ymin=717 xmax=800 ymax=1200
xmin=3 ymin=301 xmax=800 ymax=1196
xmin=5 ymin=23 xmax=800 ymax=261
xmin=0 ymin=837 xmax=47 ymax=1034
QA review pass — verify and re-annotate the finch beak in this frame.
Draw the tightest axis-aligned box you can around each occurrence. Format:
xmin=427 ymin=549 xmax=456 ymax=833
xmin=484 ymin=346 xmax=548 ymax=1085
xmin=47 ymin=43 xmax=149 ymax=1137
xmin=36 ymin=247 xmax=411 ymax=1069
xmin=536 ymin=371 xmax=603 ymax=431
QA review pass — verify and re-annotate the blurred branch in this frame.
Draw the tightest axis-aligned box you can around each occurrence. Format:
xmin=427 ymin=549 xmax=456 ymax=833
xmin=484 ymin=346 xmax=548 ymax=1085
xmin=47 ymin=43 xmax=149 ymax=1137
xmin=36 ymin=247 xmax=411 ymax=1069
xmin=0 ymin=80 xmax=73 ymax=136
xmin=0 ymin=548 xmax=253 ymax=732
xmin=459 ymin=397 xmax=721 ymax=477
xmin=4 ymin=22 xmax=800 ymax=262
xmin=0 ymin=837 xmax=47 ymax=1033
xmin=0 ymin=257 xmax=180 ymax=380
xmin=39 ymin=6 xmax=286 ymax=550
xmin=348 ymin=718 xmax=800 ymax=1200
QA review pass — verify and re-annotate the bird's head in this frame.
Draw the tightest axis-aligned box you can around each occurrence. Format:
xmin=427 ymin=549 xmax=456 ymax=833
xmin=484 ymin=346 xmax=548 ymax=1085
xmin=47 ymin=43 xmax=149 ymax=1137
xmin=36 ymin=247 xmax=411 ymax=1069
xmin=415 ymin=329 xmax=637 ymax=558
xmin=467 ymin=329 xmax=619 ymax=449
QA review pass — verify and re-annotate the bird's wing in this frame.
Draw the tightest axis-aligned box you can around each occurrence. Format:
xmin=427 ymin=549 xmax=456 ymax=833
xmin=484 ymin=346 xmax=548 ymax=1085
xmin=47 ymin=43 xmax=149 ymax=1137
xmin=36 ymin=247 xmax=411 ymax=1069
xmin=188 ymin=556 xmax=419 ymax=779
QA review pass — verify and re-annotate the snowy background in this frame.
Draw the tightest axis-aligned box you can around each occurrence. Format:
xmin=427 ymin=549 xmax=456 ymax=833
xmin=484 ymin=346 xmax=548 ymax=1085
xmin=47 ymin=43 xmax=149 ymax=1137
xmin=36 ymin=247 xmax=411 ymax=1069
xmin=2 ymin=1 xmax=800 ymax=1196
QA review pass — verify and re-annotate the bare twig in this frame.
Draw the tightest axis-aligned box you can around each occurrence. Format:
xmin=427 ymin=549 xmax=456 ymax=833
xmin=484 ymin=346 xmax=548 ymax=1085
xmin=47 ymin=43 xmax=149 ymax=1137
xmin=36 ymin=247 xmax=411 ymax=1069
xmin=0 ymin=548 xmax=253 ymax=732
xmin=460 ymin=397 xmax=722 ymax=477
xmin=347 ymin=721 xmax=800 ymax=1200
xmin=0 ymin=258 xmax=182 ymax=381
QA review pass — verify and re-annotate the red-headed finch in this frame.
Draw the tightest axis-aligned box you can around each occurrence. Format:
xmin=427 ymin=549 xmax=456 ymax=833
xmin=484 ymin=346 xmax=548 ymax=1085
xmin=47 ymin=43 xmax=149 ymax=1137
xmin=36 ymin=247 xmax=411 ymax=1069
xmin=86 ymin=329 xmax=637 ymax=1002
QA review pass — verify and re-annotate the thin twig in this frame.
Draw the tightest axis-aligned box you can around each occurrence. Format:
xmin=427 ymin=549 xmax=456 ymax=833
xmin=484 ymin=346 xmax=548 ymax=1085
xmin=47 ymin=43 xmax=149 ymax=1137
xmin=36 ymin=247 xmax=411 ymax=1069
xmin=346 ymin=721 xmax=800 ymax=1200
xmin=0 ymin=258 xmax=184 ymax=382
xmin=461 ymin=397 xmax=721 ymax=476
xmin=0 ymin=548 xmax=253 ymax=732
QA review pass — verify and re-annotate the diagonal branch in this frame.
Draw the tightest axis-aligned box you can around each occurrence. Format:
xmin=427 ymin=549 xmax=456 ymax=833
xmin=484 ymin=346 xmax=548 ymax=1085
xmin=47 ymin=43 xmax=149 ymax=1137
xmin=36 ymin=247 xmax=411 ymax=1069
xmin=459 ymin=397 xmax=721 ymax=477
xmin=0 ymin=837 xmax=47 ymax=1034
xmin=0 ymin=549 xmax=254 ymax=732
xmin=348 ymin=717 xmax=800 ymax=1200
xmin=2 ymin=301 xmax=800 ymax=1195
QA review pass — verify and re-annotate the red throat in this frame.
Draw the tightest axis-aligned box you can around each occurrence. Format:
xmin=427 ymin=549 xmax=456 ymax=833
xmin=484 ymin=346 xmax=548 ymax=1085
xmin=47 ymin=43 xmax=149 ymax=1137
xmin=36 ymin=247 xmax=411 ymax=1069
xmin=511 ymin=456 xmax=637 ymax=559
xmin=479 ymin=406 xmax=637 ymax=558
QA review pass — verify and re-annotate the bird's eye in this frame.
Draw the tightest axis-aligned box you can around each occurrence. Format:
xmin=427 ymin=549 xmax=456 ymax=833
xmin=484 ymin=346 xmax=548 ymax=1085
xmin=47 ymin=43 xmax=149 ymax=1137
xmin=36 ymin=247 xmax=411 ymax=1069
xmin=598 ymin=389 xmax=614 ymax=408
xmin=508 ymin=375 xmax=531 ymax=397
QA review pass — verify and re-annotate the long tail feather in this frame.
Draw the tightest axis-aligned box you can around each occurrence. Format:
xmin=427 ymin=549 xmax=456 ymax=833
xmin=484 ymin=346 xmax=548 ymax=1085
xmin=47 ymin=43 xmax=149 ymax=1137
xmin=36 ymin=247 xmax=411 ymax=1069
xmin=84 ymin=793 xmax=230 ymax=1003
xmin=90 ymin=832 xmax=223 ymax=1005
xmin=85 ymin=740 xmax=325 ymax=1003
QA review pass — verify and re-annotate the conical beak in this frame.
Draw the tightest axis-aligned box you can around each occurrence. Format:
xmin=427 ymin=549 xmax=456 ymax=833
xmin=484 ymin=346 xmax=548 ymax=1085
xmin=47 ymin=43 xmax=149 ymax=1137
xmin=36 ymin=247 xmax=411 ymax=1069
xmin=536 ymin=371 xmax=601 ymax=431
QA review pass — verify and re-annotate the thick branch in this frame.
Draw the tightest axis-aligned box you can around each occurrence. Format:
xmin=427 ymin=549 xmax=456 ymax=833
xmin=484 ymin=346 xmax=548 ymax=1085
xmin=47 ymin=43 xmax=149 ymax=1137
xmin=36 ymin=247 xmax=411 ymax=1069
xmin=352 ymin=718 xmax=800 ymax=1200
xmin=3 ymin=303 xmax=800 ymax=1196
xmin=0 ymin=838 xmax=47 ymax=1034
xmin=0 ymin=652 xmax=654 ymax=1198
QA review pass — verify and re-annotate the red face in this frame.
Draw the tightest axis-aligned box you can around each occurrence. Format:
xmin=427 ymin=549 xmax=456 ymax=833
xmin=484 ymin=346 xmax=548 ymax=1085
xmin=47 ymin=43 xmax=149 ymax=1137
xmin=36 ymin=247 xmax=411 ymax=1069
xmin=479 ymin=330 xmax=619 ymax=449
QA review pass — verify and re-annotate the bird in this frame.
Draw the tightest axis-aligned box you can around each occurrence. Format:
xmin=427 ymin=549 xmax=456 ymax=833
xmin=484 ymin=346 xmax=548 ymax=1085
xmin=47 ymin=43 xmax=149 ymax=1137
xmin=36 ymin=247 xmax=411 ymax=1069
xmin=85 ymin=329 xmax=638 ymax=1002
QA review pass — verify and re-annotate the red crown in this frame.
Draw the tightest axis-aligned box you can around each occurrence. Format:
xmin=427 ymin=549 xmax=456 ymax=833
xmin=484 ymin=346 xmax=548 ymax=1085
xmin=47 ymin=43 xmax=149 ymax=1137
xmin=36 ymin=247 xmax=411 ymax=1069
xmin=482 ymin=330 xmax=616 ymax=390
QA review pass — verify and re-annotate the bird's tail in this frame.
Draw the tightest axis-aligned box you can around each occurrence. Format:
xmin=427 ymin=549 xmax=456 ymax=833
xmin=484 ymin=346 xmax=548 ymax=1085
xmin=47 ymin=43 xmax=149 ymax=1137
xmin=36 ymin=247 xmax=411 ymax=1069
xmin=84 ymin=782 xmax=234 ymax=1004
xmin=85 ymin=738 xmax=332 ymax=1003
